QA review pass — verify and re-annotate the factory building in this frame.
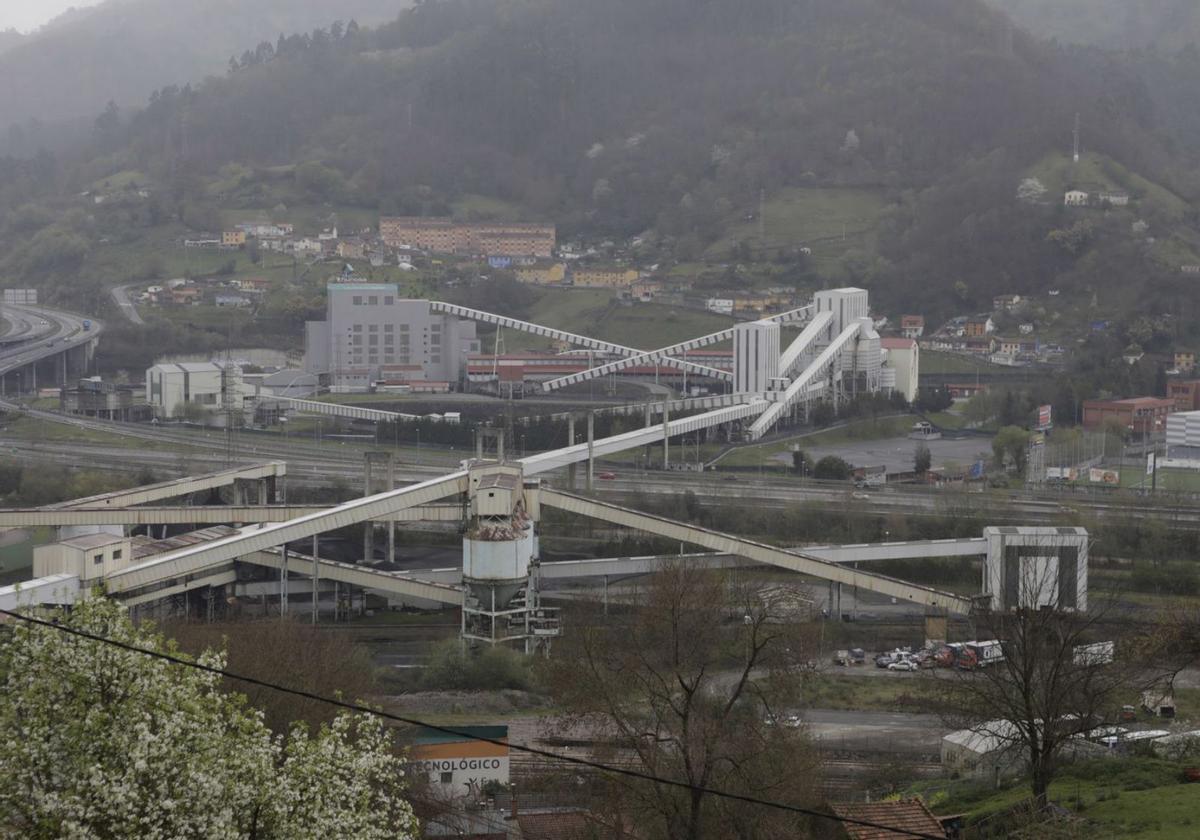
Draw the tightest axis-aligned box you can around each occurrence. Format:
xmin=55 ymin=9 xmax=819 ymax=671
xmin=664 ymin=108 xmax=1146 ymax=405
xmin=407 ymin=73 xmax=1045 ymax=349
xmin=144 ymin=361 xmax=246 ymax=421
xmin=304 ymin=283 xmax=480 ymax=392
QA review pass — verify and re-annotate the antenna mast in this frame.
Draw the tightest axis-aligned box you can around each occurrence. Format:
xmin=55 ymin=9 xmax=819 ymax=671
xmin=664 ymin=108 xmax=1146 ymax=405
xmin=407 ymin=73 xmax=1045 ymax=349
xmin=1073 ymin=112 xmax=1080 ymax=164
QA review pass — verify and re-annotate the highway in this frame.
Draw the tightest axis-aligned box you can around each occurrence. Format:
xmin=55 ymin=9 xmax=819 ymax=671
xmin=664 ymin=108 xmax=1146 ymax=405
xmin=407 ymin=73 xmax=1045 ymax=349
xmin=0 ymin=303 xmax=100 ymax=393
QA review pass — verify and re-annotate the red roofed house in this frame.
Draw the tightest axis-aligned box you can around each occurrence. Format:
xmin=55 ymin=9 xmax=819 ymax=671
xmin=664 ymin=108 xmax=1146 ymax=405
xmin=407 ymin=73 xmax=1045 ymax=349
xmin=830 ymin=798 xmax=949 ymax=840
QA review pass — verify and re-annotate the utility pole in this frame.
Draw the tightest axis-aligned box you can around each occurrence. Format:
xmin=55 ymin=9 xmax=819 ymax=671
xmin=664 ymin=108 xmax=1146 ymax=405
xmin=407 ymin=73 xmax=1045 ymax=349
xmin=1073 ymin=112 xmax=1081 ymax=164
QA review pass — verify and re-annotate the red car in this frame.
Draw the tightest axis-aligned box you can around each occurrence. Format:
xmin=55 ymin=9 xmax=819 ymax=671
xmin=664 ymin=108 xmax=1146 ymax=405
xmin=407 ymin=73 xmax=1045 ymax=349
xmin=597 ymin=472 xmax=617 ymax=480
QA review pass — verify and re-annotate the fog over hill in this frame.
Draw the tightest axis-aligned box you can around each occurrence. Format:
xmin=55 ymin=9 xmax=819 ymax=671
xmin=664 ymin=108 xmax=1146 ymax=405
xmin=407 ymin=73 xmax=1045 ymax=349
xmin=0 ymin=0 xmax=406 ymax=136
xmin=985 ymin=0 xmax=1200 ymax=50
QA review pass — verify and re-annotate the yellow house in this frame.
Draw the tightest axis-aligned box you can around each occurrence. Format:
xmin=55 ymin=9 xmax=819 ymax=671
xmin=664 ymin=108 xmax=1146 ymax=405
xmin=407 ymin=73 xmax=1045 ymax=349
xmin=222 ymin=230 xmax=247 ymax=247
xmin=570 ymin=267 xmax=639 ymax=288
xmin=514 ymin=262 xmax=566 ymax=285
xmin=1176 ymin=351 xmax=1196 ymax=373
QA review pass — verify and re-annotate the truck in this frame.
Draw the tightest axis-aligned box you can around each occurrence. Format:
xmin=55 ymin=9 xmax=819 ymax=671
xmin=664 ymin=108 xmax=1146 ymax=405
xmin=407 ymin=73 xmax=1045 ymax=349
xmin=82 ymin=320 xmax=92 ymax=331
xmin=958 ymin=640 xmax=1005 ymax=670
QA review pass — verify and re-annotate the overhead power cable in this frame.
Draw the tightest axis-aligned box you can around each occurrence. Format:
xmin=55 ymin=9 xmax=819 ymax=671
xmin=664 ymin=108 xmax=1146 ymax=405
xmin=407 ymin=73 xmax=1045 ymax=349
xmin=0 ymin=606 xmax=945 ymax=840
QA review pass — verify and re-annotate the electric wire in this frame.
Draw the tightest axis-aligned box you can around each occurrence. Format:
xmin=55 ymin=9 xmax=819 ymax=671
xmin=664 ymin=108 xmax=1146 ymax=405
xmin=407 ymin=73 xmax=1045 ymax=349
xmin=0 ymin=606 xmax=945 ymax=840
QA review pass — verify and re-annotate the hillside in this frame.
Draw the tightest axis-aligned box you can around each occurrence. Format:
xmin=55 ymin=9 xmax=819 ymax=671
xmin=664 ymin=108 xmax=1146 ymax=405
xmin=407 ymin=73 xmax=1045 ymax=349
xmin=985 ymin=0 xmax=1200 ymax=50
xmin=2 ymin=0 xmax=1200 ymax=334
xmin=0 ymin=0 xmax=406 ymax=150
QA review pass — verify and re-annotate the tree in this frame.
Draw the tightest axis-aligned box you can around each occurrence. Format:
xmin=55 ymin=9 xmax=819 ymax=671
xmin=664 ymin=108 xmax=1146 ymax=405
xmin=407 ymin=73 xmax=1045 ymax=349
xmin=914 ymin=443 xmax=932 ymax=475
xmin=937 ymin=570 xmax=1171 ymax=805
xmin=540 ymin=564 xmax=821 ymax=839
xmin=992 ymin=425 xmax=1031 ymax=473
xmin=0 ymin=597 xmax=418 ymax=839
xmin=813 ymin=455 xmax=853 ymax=480
xmin=791 ymin=447 xmax=811 ymax=476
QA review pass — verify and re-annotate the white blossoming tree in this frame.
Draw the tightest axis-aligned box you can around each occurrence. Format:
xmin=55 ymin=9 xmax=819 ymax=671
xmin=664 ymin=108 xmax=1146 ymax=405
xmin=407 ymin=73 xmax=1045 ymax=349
xmin=0 ymin=597 xmax=418 ymax=840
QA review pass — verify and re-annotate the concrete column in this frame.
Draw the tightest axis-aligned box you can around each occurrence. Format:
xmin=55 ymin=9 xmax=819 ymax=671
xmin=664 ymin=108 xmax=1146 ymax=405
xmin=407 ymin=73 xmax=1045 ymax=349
xmin=312 ymin=535 xmax=319 ymax=625
xmin=662 ymin=401 xmax=670 ymax=470
xmin=644 ymin=402 xmax=652 ymax=427
xmin=387 ymin=455 xmax=395 ymax=565
xmin=363 ymin=456 xmax=374 ymax=565
xmin=586 ymin=411 xmax=595 ymax=492
xmin=280 ymin=546 xmax=288 ymax=618
xmin=567 ymin=415 xmax=576 ymax=490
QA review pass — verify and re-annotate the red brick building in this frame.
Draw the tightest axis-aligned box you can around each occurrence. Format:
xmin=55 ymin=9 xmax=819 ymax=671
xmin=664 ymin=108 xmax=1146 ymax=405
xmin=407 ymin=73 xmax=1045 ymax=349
xmin=1167 ymin=379 xmax=1200 ymax=413
xmin=1082 ymin=397 xmax=1174 ymax=434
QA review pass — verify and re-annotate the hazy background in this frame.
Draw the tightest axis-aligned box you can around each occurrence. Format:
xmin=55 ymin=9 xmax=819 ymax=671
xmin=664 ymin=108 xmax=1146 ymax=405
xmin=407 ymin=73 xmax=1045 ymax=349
xmin=0 ymin=1 xmax=102 ymax=33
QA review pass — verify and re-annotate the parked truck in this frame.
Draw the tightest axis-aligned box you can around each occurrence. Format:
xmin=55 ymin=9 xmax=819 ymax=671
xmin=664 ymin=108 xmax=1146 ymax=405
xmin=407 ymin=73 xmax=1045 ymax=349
xmin=82 ymin=319 xmax=92 ymax=331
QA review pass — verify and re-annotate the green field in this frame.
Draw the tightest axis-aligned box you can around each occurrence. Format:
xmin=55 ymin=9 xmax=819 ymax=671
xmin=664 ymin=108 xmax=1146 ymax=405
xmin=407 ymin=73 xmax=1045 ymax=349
xmin=497 ymin=288 xmax=734 ymax=352
xmin=1027 ymin=151 xmax=1190 ymax=220
xmin=706 ymin=186 xmax=889 ymax=275
xmin=930 ymin=758 xmax=1200 ymax=839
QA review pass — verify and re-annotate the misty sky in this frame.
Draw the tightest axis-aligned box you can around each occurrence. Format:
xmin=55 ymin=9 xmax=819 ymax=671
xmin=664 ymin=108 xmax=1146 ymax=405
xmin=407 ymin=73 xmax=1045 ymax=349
xmin=0 ymin=0 xmax=102 ymax=33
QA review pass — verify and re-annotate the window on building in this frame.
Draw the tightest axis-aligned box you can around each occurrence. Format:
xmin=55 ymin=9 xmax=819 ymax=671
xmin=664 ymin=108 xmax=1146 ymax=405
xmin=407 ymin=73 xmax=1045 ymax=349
xmin=368 ymin=324 xmax=378 ymax=332
xmin=352 ymin=296 xmax=362 ymax=305
xmin=384 ymin=296 xmax=394 ymax=305
xmin=431 ymin=335 xmax=442 ymax=346
xmin=368 ymin=296 xmax=378 ymax=305
xmin=352 ymin=324 xmax=363 ymax=332
xmin=432 ymin=355 xmax=441 ymax=363
xmin=93 ymin=554 xmax=103 ymax=565
xmin=384 ymin=334 xmax=394 ymax=345
xmin=384 ymin=323 xmax=394 ymax=332
xmin=112 ymin=549 xmax=122 ymax=561
xmin=368 ymin=335 xmax=378 ymax=345
xmin=440 ymin=772 xmax=453 ymax=785
xmin=399 ymin=324 xmax=409 ymax=332
xmin=431 ymin=323 xmax=442 ymax=333
xmin=353 ymin=335 xmax=363 ymax=346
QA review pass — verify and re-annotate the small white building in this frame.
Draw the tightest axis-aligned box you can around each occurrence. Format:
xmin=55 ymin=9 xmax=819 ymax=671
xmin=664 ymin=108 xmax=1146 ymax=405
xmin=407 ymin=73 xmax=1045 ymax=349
xmin=1064 ymin=190 xmax=1090 ymax=207
xmin=34 ymin=534 xmax=132 ymax=583
xmin=1098 ymin=191 xmax=1130 ymax=207
xmin=706 ymin=298 xmax=734 ymax=316
xmin=941 ymin=720 xmax=1025 ymax=777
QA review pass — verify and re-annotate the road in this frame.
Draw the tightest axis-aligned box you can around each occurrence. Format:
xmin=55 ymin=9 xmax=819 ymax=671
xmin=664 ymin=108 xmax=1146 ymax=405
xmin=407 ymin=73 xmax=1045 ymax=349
xmin=110 ymin=283 xmax=144 ymax=325
xmin=0 ymin=304 xmax=100 ymax=394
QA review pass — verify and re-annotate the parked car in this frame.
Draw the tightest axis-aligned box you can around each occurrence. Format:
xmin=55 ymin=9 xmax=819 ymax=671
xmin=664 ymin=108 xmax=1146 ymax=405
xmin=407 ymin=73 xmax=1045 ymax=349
xmin=597 ymin=472 xmax=617 ymax=480
xmin=875 ymin=653 xmax=897 ymax=668
xmin=888 ymin=659 xmax=918 ymax=672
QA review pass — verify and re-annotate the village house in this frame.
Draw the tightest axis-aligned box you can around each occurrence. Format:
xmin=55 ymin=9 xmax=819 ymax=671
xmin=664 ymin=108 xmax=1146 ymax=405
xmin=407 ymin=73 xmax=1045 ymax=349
xmin=170 ymin=287 xmax=202 ymax=305
xmin=1098 ymin=190 xmax=1130 ymax=206
xmin=221 ymin=230 xmax=247 ymax=248
xmin=1174 ymin=351 xmax=1196 ymax=374
xmin=900 ymin=314 xmax=925 ymax=338
xmin=514 ymin=262 xmax=567 ymax=286
xmin=964 ymin=316 xmax=995 ymax=338
xmin=1064 ymin=190 xmax=1090 ymax=206
xmin=992 ymin=294 xmax=1022 ymax=311
xmin=569 ymin=266 xmax=639 ymax=288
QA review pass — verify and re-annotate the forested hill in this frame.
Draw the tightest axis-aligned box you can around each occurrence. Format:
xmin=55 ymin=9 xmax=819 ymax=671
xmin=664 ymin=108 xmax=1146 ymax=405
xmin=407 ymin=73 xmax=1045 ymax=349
xmin=5 ymin=0 xmax=1200 ymax=321
xmin=0 ymin=0 xmax=406 ymax=146
xmin=100 ymin=0 xmax=1193 ymax=227
xmin=985 ymin=0 xmax=1200 ymax=50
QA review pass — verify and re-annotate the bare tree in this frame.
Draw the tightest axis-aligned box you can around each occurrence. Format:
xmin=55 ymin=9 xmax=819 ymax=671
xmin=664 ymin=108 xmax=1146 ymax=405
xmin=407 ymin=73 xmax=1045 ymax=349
xmin=540 ymin=562 xmax=822 ymax=840
xmin=164 ymin=617 xmax=377 ymax=734
xmin=937 ymin=556 xmax=1171 ymax=805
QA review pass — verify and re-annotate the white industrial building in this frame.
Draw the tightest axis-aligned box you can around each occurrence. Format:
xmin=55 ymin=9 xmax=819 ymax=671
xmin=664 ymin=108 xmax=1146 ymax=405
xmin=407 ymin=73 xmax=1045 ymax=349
xmin=1164 ymin=411 xmax=1200 ymax=468
xmin=145 ymin=361 xmax=247 ymax=421
xmin=881 ymin=337 xmax=920 ymax=403
xmin=304 ymin=282 xmax=480 ymax=392
xmin=982 ymin=526 xmax=1088 ymax=612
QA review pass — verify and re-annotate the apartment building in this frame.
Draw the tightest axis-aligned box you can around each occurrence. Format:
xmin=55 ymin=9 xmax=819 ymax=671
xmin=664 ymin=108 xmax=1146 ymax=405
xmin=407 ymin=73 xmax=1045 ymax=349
xmin=304 ymin=283 xmax=480 ymax=391
xmin=378 ymin=217 xmax=555 ymax=258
